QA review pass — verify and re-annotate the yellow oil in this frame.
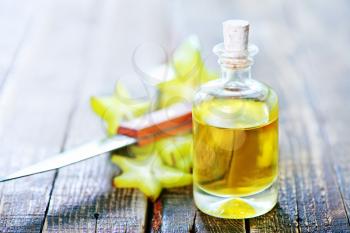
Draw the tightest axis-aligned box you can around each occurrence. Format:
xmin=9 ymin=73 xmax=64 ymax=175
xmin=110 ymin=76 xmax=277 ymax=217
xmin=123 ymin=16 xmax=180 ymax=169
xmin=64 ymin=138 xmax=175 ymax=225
xmin=192 ymin=98 xmax=278 ymax=217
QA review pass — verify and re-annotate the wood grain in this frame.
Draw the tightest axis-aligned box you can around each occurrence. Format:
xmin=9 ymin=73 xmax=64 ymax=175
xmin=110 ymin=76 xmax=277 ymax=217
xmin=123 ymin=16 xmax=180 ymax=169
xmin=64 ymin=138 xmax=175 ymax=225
xmin=0 ymin=0 xmax=99 ymax=231
xmin=42 ymin=0 xmax=171 ymax=232
xmin=149 ymin=187 xmax=195 ymax=232
xmin=1 ymin=0 xmax=350 ymax=232
xmin=245 ymin=1 xmax=350 ymax=231
xmin=283 ymin=0 xmax=350 ymax=228
xmin=148 ymin=186 xmax=245 ymax=233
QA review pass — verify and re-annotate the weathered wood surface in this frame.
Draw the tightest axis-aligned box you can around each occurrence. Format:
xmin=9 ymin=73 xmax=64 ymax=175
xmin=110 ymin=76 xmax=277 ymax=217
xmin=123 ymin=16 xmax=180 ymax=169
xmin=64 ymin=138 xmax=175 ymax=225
xmin=1 ymin=0 xmax=350 ymax=232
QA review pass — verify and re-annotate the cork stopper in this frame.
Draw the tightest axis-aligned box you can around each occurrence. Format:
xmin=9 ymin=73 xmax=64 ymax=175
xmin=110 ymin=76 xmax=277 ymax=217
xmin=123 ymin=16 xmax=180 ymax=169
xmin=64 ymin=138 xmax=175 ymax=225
xmin=223 ymin=20 xmax=249 ymax=52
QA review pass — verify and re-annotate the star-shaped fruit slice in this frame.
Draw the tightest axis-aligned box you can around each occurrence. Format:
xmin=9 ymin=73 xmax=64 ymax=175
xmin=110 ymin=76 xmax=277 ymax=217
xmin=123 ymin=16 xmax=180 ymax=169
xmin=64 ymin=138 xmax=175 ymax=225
xmin=90 ymin=83 xmax=150 ymax=135
xmin=111 ymin=154 xmax=192 ymax=201
xmin=157 ymin=35 xmax=217 ymax=108
xmin=128 ymin=134 xmax=193 ymax=173
xmin=156 ymin=134 xmax=193 ymax=173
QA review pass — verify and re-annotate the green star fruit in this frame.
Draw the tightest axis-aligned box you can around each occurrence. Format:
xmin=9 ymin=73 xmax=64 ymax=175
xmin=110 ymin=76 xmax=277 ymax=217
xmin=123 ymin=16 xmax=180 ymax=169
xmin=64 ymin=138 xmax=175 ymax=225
xmin=112 ymin=154 xmax=192 ymax=201
xmin=128 ymin=134 xmax=193 ymax=173
xmin=90 ymin=83 xmax=150 ymax=135
xmin=156 ymin=134 xmax=193 ymax=173
xmin=157 ymin=35 xmax=217 ymax=108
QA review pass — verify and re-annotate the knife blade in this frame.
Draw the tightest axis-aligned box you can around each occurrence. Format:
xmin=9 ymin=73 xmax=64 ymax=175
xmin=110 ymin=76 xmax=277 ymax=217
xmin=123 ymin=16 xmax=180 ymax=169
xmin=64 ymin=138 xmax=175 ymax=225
xmin=0 ymin=103 xmax=192 ymax=182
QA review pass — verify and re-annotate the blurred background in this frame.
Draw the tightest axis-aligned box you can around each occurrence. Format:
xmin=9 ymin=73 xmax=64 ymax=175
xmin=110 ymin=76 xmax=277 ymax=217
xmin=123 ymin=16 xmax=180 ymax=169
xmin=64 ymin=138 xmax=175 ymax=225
xmin=0 ymin=0 xmax=348 ymax=143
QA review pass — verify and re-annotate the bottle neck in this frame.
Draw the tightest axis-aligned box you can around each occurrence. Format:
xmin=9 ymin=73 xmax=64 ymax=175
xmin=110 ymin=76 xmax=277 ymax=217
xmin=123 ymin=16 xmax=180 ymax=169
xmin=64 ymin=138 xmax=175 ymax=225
xmin=221 ymin=66 xmax=252 ymax=83
xmin=213 ymin=42 xmax=258 ymax=84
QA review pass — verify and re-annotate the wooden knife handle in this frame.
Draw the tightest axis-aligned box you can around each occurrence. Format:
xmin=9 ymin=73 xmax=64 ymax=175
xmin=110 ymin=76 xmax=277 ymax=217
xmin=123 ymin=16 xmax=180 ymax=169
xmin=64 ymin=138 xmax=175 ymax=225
xmin=117 ymin=103 xmax=192 ymax=145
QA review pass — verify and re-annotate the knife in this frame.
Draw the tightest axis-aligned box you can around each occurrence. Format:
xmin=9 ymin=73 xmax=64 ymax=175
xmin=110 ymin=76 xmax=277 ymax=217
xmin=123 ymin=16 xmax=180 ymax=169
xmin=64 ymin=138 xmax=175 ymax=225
xmin=0 ymin=103 xmax=192 ymax=182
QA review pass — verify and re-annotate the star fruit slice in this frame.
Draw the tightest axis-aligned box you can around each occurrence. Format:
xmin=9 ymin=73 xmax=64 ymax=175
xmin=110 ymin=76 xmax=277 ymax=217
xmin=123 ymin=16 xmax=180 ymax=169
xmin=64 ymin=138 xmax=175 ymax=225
xmin=112 ymin=154 xmax=192 ymax=201
xmin=157 ymin=134 xmax=193 ymax=173
xmin=157 ymin=35 xmax=217 ymax=108
xmin=128 ymin=134 xmax=193 ymax=173
xmin=90 ymin=83 xmax=150 ymax=135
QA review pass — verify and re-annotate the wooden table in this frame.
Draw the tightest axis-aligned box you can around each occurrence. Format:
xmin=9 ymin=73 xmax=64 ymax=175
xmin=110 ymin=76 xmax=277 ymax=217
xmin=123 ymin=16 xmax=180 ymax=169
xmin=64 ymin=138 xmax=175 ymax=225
xmin=1 ymin=0 xmax=350 ymax=232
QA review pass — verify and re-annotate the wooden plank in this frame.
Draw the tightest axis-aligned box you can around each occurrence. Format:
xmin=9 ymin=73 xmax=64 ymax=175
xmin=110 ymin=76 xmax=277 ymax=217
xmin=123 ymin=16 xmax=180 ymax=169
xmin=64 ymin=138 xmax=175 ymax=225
xmin=0 ymin=0 xmax=103 ymax=232
xmin=149 ymin=187 xmax=196 ymax=232
xmin=148 ymin=187 xmax=245 ymax=233
xmin=195 ymin=213 xmax=245 ymax=233
xmin=0 ymin=0 xmax=35 ymax=88
xmin=242 ymin=1 xmax=350 ymax=231
xmin=281 ymin=0 xmax=350 ymax=225
xmin=42 ymin=0 xmax=172 ymax=231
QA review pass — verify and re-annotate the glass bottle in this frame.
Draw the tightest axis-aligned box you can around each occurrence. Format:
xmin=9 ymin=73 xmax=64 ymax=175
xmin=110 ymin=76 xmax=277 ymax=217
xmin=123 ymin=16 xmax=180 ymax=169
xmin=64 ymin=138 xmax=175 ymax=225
xmin=192 ymin=20 xmax=278 ymax=219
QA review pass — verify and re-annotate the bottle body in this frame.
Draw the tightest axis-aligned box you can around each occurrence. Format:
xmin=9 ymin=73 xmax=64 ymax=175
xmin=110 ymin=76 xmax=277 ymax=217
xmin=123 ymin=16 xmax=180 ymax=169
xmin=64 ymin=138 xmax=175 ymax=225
xmin=192 ymin=70 xmax=279 ymax=218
